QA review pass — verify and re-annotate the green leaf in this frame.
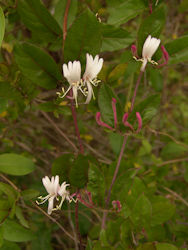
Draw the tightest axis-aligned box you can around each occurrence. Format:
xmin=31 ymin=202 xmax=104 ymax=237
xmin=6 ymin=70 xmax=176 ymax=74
xmin=0 ymin=97 xmax=8 ymax=113
xmin=165 ymin=35 xmax=188 ymax=64
xmin=0 ymin=182 xmax=18 ymax=204
xmin=14 ymin=43 xmax=62 ymax=89
xmin=0 ymin=153 xmax=35 ymax=176
xmin=101 ymin=24 xmax=134 ymax=52
xmin=52 ymin=154 xmax=74 ymax=183
xmin=15 ymin=206 xmax=29 ymax=228
xmin=0 ymin=226 xmax=3 ymax=247
xmin=161 ymin=142 xmax=187 ymax=159
xmin=109 ymin=133 xmax=124 ymax=155
xmin=129 ymin=94 xmax=161 ymax=126
xmin=87 ymin=163 xmax=105 ymax=203
xmin=0 ymin=241 xmax=21 ymax=250
xmin=0 ymin=199 xmax=11 ymax=224
xmin=64 ymin=9 xmax=102 ymax=62
xmin=54 ymin=0 xmax=77 ymax=28
xmin=150 ymin=196 xmax=175 ymax=226
xmin=130 ymin=194 xmax=152 ymax=227
xmin=21 ymin=189 xmax=40 ymax=201
xmin=107 ymin=0 xmax=146 ymax=26
xmin=2 ymin=219 xmax=35 ymax=242
xmin=147 ymin=225 xmax=166 ymax=242
xmin=98 ymin=84 xmax=123 ymax=127
xmin=69 ymin=155 xmax=89 ymax=188
xmin=123 ymin=177 xmax=146 ymax=207
xmin=148 ymin=67 xmax=163 ymax=92
xmin=137 ymin=5 xmax=166 ymax=54
xmin=136 ymin=243 xmax=156 ymax=250
xmin=0 ymin=7 xmax=5 ymax=48
xmin=156 ymin=243 xmax=178 ymax=250
xmin=17 ymin=0 xmax=62 ymax=42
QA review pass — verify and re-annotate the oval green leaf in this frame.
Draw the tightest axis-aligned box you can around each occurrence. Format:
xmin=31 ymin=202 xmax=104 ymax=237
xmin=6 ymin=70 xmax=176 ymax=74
xmin=3 ymin=219 xmax=35 ymax=242
xmin=0 ymin=153 xmax=35 ymax=176
xmin=0 ymin=7 xmax=5 ymax=48
xmin=14 ymin=43 xmax=62 ymax=89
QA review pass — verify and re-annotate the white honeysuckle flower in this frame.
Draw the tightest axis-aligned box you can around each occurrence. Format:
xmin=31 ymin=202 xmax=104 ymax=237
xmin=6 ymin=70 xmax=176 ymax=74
xmin=36 ymin=176 xmax=73 ymax=215
xmin=56 ymin=181 xmax=73 ymax=210
xmin=36 ymin=175 xmax=60 ymax=215
xmin=83 ymin=53 xmax=103 ymax=104
xmin=57 ymin=60 xmax=85 ymax=107
xmin=141 ymin=35 xmax=160 ymax=71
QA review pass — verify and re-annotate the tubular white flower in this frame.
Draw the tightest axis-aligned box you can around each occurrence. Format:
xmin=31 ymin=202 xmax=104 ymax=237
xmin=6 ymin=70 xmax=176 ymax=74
xmin=83 ymin=53 xmax=103 ymax=104
xmin=56 ymin=181 xmax=72 ymax=209
xmin=58 ymin=61 xmax=83 ymax=107
xmin=39 ymin=176 xmax=60 ymax=215
xmin=37 ymin=176 xmax=74 ymax=215
xmin=141 ymin=35 xmax=160 ymax=71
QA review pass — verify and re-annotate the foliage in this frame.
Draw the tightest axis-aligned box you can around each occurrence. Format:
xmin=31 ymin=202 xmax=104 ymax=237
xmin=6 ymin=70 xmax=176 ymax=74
xmin=0 ymin=0 xmax=187 ymax=249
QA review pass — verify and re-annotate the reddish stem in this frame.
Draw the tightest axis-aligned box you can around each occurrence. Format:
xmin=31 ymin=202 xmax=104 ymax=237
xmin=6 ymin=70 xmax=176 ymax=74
xmin=148 ymin=0 xmax=153 ymax=14
xmin=75 ymin=199 xmax=83 ymax=250
xmin=130 ymin=71 xmax=143 ymax=112
xmin=63 ymin=0 xmax=71 ymax=42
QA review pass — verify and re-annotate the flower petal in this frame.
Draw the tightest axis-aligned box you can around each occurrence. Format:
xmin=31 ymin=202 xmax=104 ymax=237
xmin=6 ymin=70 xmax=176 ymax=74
xmin=48 ymin=196 xmax=55 ymax=215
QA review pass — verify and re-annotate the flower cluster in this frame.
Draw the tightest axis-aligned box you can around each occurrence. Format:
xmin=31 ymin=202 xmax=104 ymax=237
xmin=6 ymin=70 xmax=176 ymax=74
xmin=57 ymin=54 xmax=103 ymax=107
xmin=36 ymin=176 xmax=74 ymax=215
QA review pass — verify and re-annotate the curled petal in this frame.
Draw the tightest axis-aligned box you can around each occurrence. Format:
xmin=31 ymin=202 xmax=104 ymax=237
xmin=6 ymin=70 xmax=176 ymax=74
xmin=140 ymin=58 xmax=148 ymax=72
xmin=142 ymin=35 xmax=160 ymax=62
xmin=48 ymin=196 xmax=55 ymax=215
xmin=96 ymin=112 xmax=114 ymax=130
xmin=83 ymin=54 xmax=103 ymax=81
xmin=85 ymin=81 xmax=93 ymax=104
xmin=136 ymin=112 xmax=142 ymax=133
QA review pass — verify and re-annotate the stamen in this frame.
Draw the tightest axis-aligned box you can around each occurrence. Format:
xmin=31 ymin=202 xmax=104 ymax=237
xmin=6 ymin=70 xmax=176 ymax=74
xmin=148 ymin=59 xmax=158 ymax=65
xmin=133 ymin=56 xmax=144 ymax=63
xmin=36 ymin=194 xmax=51 ymax=205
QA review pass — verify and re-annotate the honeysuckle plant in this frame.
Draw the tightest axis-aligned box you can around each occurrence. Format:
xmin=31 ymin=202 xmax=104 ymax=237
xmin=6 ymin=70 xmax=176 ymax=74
xmin=0 ymin=1 xmax=187 ymax=250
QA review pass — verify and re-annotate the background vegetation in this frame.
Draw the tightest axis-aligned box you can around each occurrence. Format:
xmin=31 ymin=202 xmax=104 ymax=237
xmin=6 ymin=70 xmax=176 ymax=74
xmin=0 ymin=0 xmax=188 ymax=249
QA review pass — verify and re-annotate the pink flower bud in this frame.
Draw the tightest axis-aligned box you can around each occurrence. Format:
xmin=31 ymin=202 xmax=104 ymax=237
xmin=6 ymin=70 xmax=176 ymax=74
xmin=122 ymin=113 xmax=129 ymax=123
xmin=96 ymin=112 xmax=113 ymax=130
xmin=112 ymin=200 xmax=122 ymax=213
xmin=122 ymin=113 xmax=134 ymax=131
xmin=136 ymin=112 xmax=142 ymax=133
xmin=161 ymin=45 xmax=169 ymax=63
xmin=131 ymin=45 xmax=138 ymax=57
